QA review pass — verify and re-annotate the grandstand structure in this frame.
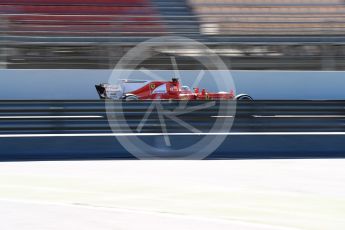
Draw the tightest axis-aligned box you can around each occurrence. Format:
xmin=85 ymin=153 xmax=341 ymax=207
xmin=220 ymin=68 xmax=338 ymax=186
xmin=1 ymin=0 xmax=345 ymax=69
xmin=190 ymin=0 xmax=345 ymax=35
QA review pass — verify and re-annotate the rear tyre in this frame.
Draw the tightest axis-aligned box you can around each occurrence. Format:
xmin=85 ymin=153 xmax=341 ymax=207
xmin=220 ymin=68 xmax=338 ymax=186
xmin=124 ymin=95 xmax=139 ymax=101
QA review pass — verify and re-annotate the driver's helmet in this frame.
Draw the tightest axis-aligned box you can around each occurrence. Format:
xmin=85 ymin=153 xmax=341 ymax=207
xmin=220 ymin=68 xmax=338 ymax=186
xmin=181 ymin=86 xmax=191 ymax=91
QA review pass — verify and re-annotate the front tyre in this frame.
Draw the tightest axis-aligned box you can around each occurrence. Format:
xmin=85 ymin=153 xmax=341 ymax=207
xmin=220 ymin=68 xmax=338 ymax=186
xmin=235 ymin=94 xmax=253 ymax=101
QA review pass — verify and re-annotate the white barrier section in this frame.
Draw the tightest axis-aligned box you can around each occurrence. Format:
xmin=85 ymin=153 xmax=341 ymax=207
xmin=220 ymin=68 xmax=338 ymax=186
xmin=0 ymin=69 xmax=344 ymax=99
xmin=0 ymin=160 xmax=344 ymax=230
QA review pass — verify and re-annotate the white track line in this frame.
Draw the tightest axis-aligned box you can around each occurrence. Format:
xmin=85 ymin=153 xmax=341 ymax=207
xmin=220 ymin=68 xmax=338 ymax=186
xmin=254 ymin=115 xmax=345 ymax=118
xmin=212 ymin=115 xmax=345 ymax=118
xmin=0 ymin=116 xmax=103 ymax=119
xmin=0 ymin=132 xmax=345 ymax=138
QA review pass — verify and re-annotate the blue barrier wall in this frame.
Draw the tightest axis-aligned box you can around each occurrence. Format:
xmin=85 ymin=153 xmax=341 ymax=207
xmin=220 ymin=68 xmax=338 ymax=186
xmin=0 ymin=69 xmax=344 ymax=100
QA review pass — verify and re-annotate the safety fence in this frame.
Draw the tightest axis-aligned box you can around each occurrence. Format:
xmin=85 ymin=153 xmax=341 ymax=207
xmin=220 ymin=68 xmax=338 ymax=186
xmin=0 ymin=100 xmax=344 ymax=160
xmin=0 ymin=100 xmax=344 ymax=133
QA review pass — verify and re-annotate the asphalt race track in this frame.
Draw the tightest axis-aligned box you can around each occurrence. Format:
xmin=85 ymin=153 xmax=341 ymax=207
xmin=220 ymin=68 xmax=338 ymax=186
xmin=0 ymin=100 xmax=344 ymax=161
xmin=1 ymin=160 xmax=345 ymax=230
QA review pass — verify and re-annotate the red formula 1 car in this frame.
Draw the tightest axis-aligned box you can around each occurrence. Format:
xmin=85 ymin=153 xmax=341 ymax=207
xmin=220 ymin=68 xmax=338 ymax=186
xmin=95 ymin=78 xmax=252 ymax=101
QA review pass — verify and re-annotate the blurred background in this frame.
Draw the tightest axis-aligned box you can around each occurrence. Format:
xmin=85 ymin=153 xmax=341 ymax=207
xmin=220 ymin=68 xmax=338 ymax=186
xmin=1 ymin=0 xmax=345 ymax=70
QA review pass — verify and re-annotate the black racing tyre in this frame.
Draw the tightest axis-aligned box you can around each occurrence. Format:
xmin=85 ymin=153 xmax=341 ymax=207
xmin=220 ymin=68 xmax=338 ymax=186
xmin=235 ymin=94 xmax=253 ymax=101
xmin=124 ymin=94 xmax=139 ymax=101
xmin=235 ymin=94 xmax=254 ymax=119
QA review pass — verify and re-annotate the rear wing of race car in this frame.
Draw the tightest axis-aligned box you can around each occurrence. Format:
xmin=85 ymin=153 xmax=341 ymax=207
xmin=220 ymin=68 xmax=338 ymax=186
xmin=95 ymin=84 xmax=106 ymax=99
xmin=95 ymin=83 xmax=124 ymax=100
